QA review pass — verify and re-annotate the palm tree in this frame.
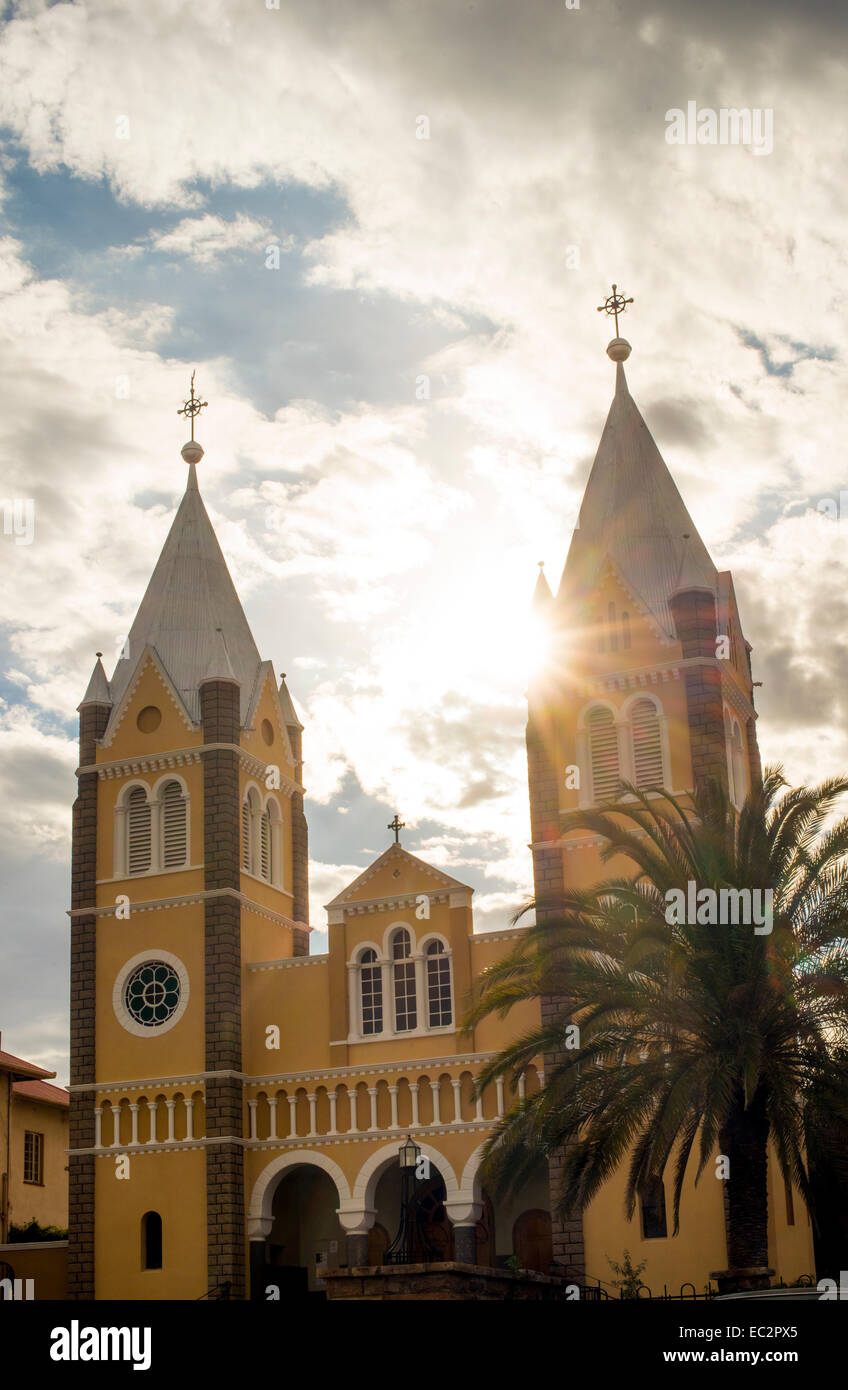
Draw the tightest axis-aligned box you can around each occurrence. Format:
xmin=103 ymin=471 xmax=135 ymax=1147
xmin=466 ymin=768 xmax=848 ymax=1291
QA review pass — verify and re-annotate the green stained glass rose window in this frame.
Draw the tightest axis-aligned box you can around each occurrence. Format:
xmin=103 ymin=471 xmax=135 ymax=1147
xmin=124 ymin=961 xmax=181 ymax=1027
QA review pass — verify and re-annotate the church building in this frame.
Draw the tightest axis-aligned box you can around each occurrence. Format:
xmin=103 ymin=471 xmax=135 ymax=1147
xmin=67 ymin=310 xmax=814 ymax=1299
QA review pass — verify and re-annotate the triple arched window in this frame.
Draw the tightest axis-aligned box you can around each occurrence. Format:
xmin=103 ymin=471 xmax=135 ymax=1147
xmin=351 ymin=930 xmax=454 ymax=1041
xmin=578 ymin=697 xmax=669 ymax=807
xmin=241 ymin=787 xmax=283 ymax=887
xmin=116 ymin=779 xmax=188 ymax=878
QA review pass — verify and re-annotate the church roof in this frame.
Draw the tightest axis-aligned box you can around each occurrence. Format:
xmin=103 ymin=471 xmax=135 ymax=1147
xmin=558 ymin=355 xmax=716 ymax=638
xmin=325 ymin=842 xmax=472 ymax=910
xmin=78 ymin=653 xmax=111 ymax=709
xmin=106 ymin=461 xmax=262 ymax=726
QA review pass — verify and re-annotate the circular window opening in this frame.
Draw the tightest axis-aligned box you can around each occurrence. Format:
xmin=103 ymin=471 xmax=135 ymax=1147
xmin=137 ymin=706 xmax=162 ymax=733
xmin=261 ymin=718 xmax=274 ymax=746
xmin=124 ymin=961 xmax=181 ymax=1028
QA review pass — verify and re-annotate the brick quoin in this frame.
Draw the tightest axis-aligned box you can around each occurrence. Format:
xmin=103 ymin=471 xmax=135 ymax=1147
xmin=200 ymin=676 xmax=246 ymax=1299
xmin=68 ymin=698 xmax=110 ymax=1300
xmin=526 ymin=702 xmax=587 ymax=1281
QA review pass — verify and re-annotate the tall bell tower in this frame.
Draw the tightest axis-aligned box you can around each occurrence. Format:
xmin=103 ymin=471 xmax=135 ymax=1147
xmin=68 ymin=382 xmax=309 ymax=1299
xmin=526 ymin=291 xmax=762 ymax=1277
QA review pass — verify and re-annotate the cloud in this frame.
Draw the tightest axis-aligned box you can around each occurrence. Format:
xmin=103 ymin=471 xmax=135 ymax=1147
xmin=146 ymin=213 xmax=279 ymax=266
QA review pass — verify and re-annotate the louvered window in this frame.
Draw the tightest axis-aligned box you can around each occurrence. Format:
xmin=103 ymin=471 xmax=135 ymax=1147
xmin=260 ymin=809 xmax=271 ymax=881
xmin=241 ymin=801 xmax=251 ymax=871
xmin=631 ymin=698 xmax=664 ymax=790
xmin=127 ymin=787 xmax=152 ymax=874
xmin=588 ymin=708 xmax=621 ymax=803
xmin=161 ymin=781 xmax=187 ymax=868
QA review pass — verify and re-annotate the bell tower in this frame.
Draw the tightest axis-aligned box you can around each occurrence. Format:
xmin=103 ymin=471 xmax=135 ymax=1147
xmin=68 ymin=382 xmax=309 ymax=1299
xmin=526 ymin=292 xmax=762 ymax=1276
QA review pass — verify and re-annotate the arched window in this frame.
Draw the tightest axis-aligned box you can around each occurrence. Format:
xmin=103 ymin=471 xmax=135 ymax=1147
xmin=126 ymin=786 xmax=152 ymax=875
xmin=241 ymin=788 xmax=261 ymax=876
xmin=630 ymin=698 xmax=665 ymax=790
xmin=392 ymin=928 xmax=417 ymax=1032
xmin=141 ymin=1211 xmax=162 ymax=1270
xmin=359 ymin=948 xmax=383 ymax=1036
xmin=513 ymin=1209 xmax=553 ymax=1274
xmin=587 ymin=707 xmax=621 ymax=804
xmin=639 ymin=1177 xmax=667 ymax=1239
xmin=608 ymin=601 xmax=619 ymax=652
xmin=160 ymin=780 xmax=187 ymax=868
xmin=426 ymin=940 xmax=452 ymax=1027
xmin=729 ymin=718 xmax=747 ymax=810
xmin=266 ymin=798 xmax=283 ymax=887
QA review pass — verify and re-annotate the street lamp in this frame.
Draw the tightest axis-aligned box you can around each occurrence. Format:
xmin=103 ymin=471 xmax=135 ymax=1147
xmin=383 ymin=1136 xmax=439 ymax=1265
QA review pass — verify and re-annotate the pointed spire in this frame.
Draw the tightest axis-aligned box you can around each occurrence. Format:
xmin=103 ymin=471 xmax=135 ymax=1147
xmin=78 ymin=652 xmax=111 ymax=710
xmin=278 ymin=673 xmax=303 ymax=730
xmin=532 ymin=561 xmax=553 ymax=608
xmin=559 ymin=324 xmax=716 ymax=638
xmin=106 ymin=436 xmax=262 ymax=730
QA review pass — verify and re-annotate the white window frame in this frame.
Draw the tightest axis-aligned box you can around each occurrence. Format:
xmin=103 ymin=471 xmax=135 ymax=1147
xmin=114 ymin=776 xmax=191 ymax=879
xmin=345 ymin=925 xmax=456 ymax=1044
xmin=620 ymin=692 xmax=670 ymax=793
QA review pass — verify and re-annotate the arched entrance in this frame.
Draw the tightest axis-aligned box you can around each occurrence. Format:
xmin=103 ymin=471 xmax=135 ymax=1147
xmin=249 ymin=1152 xmax=350 ymax=1301
xmin=374 ymin=1160 xmax=455 ymax=1262
xmin=265 ymin=1165 xmax=343 ymax=1298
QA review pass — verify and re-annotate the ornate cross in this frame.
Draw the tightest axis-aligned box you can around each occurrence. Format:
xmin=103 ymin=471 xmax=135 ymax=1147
xmin=597 ymin=283 xmax=634 ymax=337
xmin=387 ymin=813 xmax=405 ymax=844
xmin=177 ymin=370 xmax=208 ymax=442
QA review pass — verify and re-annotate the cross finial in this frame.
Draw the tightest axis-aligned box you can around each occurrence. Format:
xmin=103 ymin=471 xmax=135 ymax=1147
xmin=388 ymin=813 xmax=405 ymax=844
xmin=177 ymin=370 xmax=208 ymax=443
xmin=597 ymin=283 xmax=634 ymax=337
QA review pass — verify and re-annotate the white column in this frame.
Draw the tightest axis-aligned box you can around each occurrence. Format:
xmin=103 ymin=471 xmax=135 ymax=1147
xmin=430 ymin=1079 xmax=441 ymax=1124
xmin=185 ymin=1097 xmax=194 ymax=1141
xmin=388 ymin=1085 xmax=399 ymax=1129
xmin=147 ymin=1101 xmax=157 ymax=1143
xmin=348 ymin=1087 xmax=359 ymax=1134
xmin=247 ymin=1099 xmax=258 ymax=1140
xmin=268 ymin=1096 xmax=278 ymax=1140
xmin=450 ymin=1078 xmax=461 ymax=1122
xmin=110 ymin=1105 xmax=121 ymax=1147
xmin=368 ymin=1087 xmax=378 ymax=1132
xmin=308 ymin=1093 xmax=318 ymax=1137
xmin=538 ymin=1071 xmax=546 ymax=1088
xmin=287 ymin=1095 xmax=298 ymax=1137
xmin=475 ymin=1088 xmax=483 ymax=1122
xmin=518 ymin=1072 xmax=526 ymax=1100
xmin=495 ymin=1076 xmax=505 ymax=1118
xmin=129 ymin=1103 xmax=139 ymax=1146
xmin=410 ymin=1083 xmax=420 ymax=1127
xmin=328 ymin=1092 xmax=337 ymax=1136
xmin=94 ymin=1106 xmax=102 ymax=1148
xmin=165 ymin=1098 xmax=176 ymax=1142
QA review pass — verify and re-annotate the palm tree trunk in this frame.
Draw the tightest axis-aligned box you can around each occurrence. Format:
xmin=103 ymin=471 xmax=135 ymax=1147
xmin=717 ymin=1088 xmax=772 ymax=1291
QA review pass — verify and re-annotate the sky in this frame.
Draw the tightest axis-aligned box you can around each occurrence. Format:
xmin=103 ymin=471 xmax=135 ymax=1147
xmin=0 ymin=0 xmax=847 ymax=1085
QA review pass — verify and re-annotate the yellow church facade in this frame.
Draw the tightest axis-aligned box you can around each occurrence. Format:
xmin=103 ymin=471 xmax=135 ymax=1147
xmin=67 ymin=336 xmax=814 ymax=1300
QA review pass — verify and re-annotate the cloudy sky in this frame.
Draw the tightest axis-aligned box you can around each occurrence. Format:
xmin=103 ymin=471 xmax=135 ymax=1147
xmin=0 ymin=0 xmax=846 ymax=1083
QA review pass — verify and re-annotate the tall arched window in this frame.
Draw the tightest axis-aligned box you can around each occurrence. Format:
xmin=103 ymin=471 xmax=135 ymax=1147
xmin=126 ymin=786 xmax=152 ymax=875
xmin=729 ymin=718 xmax=747 ymax=810
xmin=630 ymin=698 xmax=665 ymax=790
xmin=160 ymin=780 xmax=187 ymax=868
xmin=426 ymin=940 xmax=452 ymax=1027
xmin=359 ymin=948 xmax=383 ymax=1036
xmin=587 ymin=707 xmax=621 ymax=804
xmin=266 ymin=798 xmax=282 ymax=887
xmin=141 ymin=1211 xmax=162 ymax=1270
xmin=392 ymin=928 xmax=417 ymax=1032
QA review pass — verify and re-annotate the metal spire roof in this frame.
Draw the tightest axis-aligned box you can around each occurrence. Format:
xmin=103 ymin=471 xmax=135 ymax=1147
xmin=78 ymin=653 xmax=111 ymax=709
xmin=558 ymin=342 xmax=716 ymax=637
xmin=107 ymin=459 xmax=262 ymax=726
